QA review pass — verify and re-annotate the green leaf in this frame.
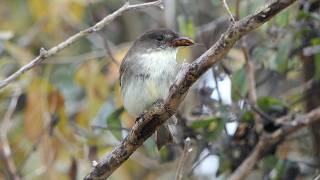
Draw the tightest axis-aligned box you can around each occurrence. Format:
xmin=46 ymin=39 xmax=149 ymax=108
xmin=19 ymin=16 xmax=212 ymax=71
xmin=190 ymin=117 xmax=221 ymax=129
xmin=275 ymin=9 xmax=290 ymax=27
xmin=105 ymin=107 xmax=124 ymax=140
xmin=242 ymin=111 xmax=254 ymax=122
xmin=257 ymin=96 xmax=286 ymax=113
xmin=232 ymin=68 xmax=248 ymax=101
xmin=263 ymin=155 xmax=278 ymax=169
xmin=177 ymin=16 xmax=195 ymax=39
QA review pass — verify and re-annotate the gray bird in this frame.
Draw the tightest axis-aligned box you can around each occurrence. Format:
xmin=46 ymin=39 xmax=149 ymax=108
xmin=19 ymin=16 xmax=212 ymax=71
xmin=119 ymin=29 xmax=194 ymax=150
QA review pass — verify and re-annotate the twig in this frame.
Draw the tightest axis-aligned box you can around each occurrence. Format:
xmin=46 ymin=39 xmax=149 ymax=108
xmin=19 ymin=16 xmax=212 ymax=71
xmin=0 ymin=88 xmax=22 ymax=180
xmin=84 ymin=0 xmax=298 ymax=179
xmin=228 ymin=106 xmax=320 ymax=180
xmin=87 ymin=0 xmax=119 ymax=66
xmin=235 ymin=0 xmax=241 ymax=19
xmin=241 ymin=39 xmax=263 ymax=132
xmin=176 ymin=137 xmax=192 ymax=180
xmin=221 ymin=0 xmax=236 ymax=22
xmin=0 ymin=0 xmax=164 ymax=90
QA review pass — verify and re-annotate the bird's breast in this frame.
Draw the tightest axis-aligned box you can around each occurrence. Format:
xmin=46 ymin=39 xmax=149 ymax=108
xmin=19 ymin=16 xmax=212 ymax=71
xmin=122 ymin=50 xmax=179 ymax=116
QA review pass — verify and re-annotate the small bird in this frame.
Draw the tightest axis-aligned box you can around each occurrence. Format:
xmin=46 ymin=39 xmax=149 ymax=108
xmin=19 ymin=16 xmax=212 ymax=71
xmin=119 ymin=29 xmax=194 ymax=150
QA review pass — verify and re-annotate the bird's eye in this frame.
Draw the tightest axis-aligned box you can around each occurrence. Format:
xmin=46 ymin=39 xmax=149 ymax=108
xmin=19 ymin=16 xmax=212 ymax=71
xmin=156 ymin=35 xmax=164 ymax=41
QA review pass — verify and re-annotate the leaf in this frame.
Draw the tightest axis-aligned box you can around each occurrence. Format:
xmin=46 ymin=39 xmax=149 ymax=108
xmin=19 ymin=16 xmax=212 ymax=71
xmin=106 ymin=107 xmax=124 ymax=140
xmin=232 ymin=68 xmax=248 ymax=101
xmin=275 ymin=9 xmax=290 ymax=27
xmin=257 ymin=96 xmax=286 ymax=114
xmin=190 ymin=117 xmax=220 ymax=129
xmin=242 ymin=111 xmax=254 ymax=122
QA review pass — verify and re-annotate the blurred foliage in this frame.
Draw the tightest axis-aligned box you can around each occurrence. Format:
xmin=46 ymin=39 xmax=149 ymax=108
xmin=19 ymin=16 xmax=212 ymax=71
xmin=0 ymin=0 xmax=319 ymax=180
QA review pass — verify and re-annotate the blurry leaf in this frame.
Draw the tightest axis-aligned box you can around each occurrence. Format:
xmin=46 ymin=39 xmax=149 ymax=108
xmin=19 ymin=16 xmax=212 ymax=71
xmin=223 ymin=48 xmax=245 ymax=73
xmin=24 ymin=78 xmax=52 ymax=141
xmin=106 ymin=107 xmax=124 ymax=140
xmin=190 ymin=117 xmax=220 ymax=129
xmin=68 ymin=1 xmax=85 ymax=23
xmin=242 ymin=111 xmax=254 ymax=122
xmin=159 ymin=146 xmax=170 ymax=162
xmin=297 ymin=10 xmax=311 ymax=20
xmin=263 ymin=155 xmax=278 ymax=169
xmin=0 ymin=31 xmax=14 ymax=40
xmin=275 ymin=9 xmax=290 ymax=27
xmin=257 ymin=96 xmax=286 ymax=113
xmin=4 ymin=42 xmax=33 ymax=64
xmin=274 ymin=35 xmax=291 ymax=73
xmin=232 ymin=68 xmax=248 ymax=101
xmin=28 ymin=0 xmax=49 ymax=20
xmin=177 ymin=16 xmax=195 ymax=39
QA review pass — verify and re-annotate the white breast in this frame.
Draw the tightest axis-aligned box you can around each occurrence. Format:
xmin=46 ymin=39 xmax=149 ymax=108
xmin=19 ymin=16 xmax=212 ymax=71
xmin=122 ymin=49 xmax=178 ymax=117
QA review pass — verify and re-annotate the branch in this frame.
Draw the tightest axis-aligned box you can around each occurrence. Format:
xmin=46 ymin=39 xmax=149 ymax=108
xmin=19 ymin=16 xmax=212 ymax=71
xmin=241 ymin=38 xmax=263 ymax=131
xmin=84 ymin=0 xmax=297 ymax=179
xmin=0 ymin=88 xmax=21 ymax=180
xmin=176 ymin=137 xmax=192 ymax=180
xmin=0 ymin=0 xmax=163 ymax=90
xmin=228 ymin=106 xmax=320 ymax=180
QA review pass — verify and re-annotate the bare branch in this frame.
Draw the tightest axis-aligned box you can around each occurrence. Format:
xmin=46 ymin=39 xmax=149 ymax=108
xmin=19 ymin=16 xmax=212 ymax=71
xmin=0 ymin=0 xmax=163 ymax=90
xmin=228 ymin=106 xmax=320 ymax=180
xmin=84 ymin=0 xmax=297 ymax=179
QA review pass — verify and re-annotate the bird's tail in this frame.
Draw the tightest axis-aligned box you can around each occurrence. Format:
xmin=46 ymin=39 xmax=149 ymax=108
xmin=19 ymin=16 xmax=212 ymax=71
xmin=155 ymin=116 xmax=178 ymax=150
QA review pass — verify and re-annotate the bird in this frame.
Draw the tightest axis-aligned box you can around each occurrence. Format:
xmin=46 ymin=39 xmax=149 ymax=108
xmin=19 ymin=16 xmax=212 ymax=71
xmin=119 ymin=29 xmax=194 ymax=150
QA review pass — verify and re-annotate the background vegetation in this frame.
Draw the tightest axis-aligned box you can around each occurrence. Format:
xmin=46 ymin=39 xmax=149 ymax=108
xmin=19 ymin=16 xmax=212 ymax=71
xmin=0 ymin=0 xmax=319 ymax=179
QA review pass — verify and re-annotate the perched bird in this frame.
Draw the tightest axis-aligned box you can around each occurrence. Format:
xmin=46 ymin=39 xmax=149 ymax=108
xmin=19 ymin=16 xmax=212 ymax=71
xmin=119 ymin=29 xmax=194 ymax=150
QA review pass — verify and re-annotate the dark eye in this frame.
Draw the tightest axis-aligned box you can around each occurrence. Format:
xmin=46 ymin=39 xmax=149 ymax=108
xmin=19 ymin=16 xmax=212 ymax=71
xmin=156 ymin=35 xmax=164 ymax=41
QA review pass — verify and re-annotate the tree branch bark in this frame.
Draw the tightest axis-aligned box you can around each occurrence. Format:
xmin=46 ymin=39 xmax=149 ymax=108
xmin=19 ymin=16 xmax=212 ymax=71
xmin=0 ymin=0 xmax=163 ymax=90
xmin=84 ymin=0 xmax=298 ymax=179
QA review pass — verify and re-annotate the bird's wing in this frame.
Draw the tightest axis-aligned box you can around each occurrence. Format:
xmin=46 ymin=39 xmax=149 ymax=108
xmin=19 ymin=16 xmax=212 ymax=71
xmin=119 ymin=58 xmax=126 ymax=87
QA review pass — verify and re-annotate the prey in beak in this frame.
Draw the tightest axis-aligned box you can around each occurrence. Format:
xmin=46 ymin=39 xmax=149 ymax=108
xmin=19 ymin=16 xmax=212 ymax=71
xmin=170 ymin=37 xmax=194 ymax=47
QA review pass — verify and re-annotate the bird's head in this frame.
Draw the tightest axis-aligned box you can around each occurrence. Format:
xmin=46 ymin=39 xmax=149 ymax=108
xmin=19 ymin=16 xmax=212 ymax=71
xmin=133 ymin=29 xmax=194 ymax=52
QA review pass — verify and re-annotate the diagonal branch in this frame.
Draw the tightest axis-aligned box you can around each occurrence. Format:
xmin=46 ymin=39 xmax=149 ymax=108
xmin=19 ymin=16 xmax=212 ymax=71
xmin=0 ymin=0 xmax=163 ymax=90
xmin=228 ymin=106 xmax=320 ymax=180
xmin=84 ymin=0 xmax=297 ymax=179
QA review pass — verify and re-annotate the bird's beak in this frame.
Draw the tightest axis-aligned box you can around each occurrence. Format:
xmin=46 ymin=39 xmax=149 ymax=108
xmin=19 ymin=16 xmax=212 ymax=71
xmin=171 ymin=37 xmax=194 ymax=47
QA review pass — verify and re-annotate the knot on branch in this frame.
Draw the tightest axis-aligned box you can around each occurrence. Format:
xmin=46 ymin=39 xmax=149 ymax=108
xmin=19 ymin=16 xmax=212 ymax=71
xmin=39 ymin=47 xmax=48 ymax=58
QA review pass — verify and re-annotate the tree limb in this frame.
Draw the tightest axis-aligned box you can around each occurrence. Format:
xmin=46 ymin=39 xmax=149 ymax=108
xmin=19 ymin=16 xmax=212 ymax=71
xmin=84 ymin=0 xmax=297 ymax=179
xmin=228 ymin=106 xmax=320 ymax=180
xmin=0 ymin=0 xmax=163 ymax=90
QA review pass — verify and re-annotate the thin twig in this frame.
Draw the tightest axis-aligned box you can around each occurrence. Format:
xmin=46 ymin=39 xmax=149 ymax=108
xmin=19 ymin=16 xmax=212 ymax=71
xmin=221 ymin=0 xmax=236 ymax=22
xmin=84 ymin=0 xmax=298 ymax=179
xmin=241 ymin=39 xmax=263 ymax=132
xmin=176 ymin=137 xmax=192 ymax=180
xmin=0 ymin=0 xmax=163 ymax=90
xmin=87 ymin=0 xmax=119 ymax=66
xmin=0 ymin=88 xmax=22 ymax=180
xmin=235 ymin=0 xmax=241 ymax=19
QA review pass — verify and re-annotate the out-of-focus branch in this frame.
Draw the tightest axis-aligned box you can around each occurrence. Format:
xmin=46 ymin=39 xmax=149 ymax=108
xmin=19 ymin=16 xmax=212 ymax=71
xmin=87 ymin=0 xmax=119 ymax=66
xmin=0 ymin=88 xmax=21 ymax=180
xmin=84 ymin=0 xmax=297 ymax=179
xmin=0 ymin=0 xmax=163 ymax=90
xmin=176 ymin=137 xmax=192 ymax=180
xmin=241 ymin=40 xmax=263 ymax=131
xmin=221 ymin=0 xmax=236 ymax=22
xmin=228 ymin=106 xmax=320 ymax=180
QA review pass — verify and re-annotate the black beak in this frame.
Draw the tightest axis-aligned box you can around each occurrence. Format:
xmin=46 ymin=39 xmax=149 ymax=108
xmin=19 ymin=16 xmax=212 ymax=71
xmin=170 ymin=37 xmax=194 ymax=47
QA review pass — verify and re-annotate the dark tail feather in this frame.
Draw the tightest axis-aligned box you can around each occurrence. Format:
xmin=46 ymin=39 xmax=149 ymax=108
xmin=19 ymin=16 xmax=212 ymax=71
xmin=155 ymin=125 xmax=173 ymax=150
